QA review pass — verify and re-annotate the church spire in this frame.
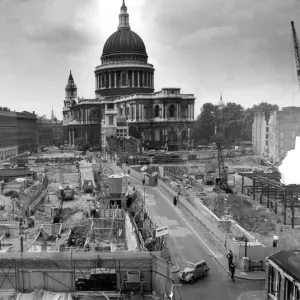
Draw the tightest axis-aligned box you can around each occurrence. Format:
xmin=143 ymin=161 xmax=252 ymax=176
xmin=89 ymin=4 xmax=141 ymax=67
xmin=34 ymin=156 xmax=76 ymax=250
xmin=118 ymin=0 xmax=130 ymax=30
xmin=51 ymin=107 xmax=55 ymax=121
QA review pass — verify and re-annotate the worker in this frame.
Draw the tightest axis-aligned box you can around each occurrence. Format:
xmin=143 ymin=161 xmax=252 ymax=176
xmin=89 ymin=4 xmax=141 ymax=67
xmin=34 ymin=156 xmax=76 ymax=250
xmin=173 ymin=195 xmax=177 ymax=206
xmin=229 ymin=263 xmax=236 ymax=282
xmin=227 ymin=250 xmax=233 ymax=270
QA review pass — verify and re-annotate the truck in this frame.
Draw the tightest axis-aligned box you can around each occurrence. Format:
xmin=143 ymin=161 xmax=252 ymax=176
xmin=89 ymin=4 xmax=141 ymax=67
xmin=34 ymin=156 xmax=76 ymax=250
xmin=83 ymin=180 xmax=94 ymax=193
xmin=58 ymin=184 xmax=75 ymax=200
xmin=75 ymin=268 xmax=117 ymax=291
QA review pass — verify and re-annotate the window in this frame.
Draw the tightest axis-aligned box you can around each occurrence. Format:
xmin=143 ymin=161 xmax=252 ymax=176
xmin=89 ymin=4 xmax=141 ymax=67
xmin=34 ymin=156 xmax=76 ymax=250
xmin=155 ymin=105 xmax=160 ymax=117
xmin=266 ymin=127 xmax=269 ymax=133
xmin=266 ymin=134 xmax=268 ymax=139
xmin=265 ymin=141 xmax=268 ymax=146
xmin=169 ymin=104 xmax=175 ymax=118
xmin=109 ymin=116 xmax=114 ymax=125
xmin=107 ymin=103 xmax=114 ymax=110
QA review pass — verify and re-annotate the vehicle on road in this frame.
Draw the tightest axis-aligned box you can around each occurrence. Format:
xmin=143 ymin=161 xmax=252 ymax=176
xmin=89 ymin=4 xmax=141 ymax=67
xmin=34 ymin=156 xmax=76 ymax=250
xmin=178 ymin=260 xmax=210 ymax=283
xmin=75 ymin=268 xmax=117 ymax=291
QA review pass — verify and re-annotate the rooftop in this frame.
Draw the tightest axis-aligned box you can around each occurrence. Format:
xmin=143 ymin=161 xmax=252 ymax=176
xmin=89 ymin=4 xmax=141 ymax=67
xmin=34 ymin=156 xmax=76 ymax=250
xmin=268 ymin=250 xmax=300 ymax=283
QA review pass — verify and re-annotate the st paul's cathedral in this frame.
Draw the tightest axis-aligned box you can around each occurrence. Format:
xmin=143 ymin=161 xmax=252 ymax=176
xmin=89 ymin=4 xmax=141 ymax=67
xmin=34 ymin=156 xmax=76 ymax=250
xmin=63 ymin=0 xmax=196 ymax=152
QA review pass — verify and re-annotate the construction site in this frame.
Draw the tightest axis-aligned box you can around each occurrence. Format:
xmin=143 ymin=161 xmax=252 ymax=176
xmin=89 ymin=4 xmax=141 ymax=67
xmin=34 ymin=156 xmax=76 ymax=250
xmin=127 ymin=137 xmax=300 ymax=251
xmin=0 ymin=148 xmax=171 ymax=299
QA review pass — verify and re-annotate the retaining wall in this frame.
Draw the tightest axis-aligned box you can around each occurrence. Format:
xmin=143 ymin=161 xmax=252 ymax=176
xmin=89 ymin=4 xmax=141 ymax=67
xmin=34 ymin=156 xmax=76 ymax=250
xmin=157 ymin=179 xmax=279 ymax=264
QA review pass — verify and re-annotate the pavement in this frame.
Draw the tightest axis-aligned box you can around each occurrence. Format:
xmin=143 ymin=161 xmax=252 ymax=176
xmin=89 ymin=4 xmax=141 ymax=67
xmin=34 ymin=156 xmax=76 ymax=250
xmin=100 ymin=160 xmax=266 ymax=300
xmin=237 ymin=291 xmax=266 ymax=300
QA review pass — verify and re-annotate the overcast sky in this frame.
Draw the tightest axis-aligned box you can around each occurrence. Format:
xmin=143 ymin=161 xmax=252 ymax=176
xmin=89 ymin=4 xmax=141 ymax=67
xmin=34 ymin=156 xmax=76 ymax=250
xmin=1 ymin=0 xmax=300 ymax=119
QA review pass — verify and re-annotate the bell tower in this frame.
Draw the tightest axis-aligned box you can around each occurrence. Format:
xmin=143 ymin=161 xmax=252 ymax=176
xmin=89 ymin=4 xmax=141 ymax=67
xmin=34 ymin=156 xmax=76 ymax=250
xmin=64 ymin=70 xmax=77 ymax=108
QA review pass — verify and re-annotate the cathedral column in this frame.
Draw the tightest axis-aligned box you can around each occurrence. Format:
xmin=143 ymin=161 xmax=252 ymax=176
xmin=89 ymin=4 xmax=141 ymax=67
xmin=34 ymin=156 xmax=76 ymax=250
xmin=114 ymin=72 xmax=117 ymax=88
xmin=132 ymin=71 xmax=135 ymax=87
xmin=137 ymin=71 xmax=140 ymax=87
xmin=69 ymin=130 xmax=71 ymax=145
xmin=146 ymin=72 xmax=149 ymax=87
xmin=126 ymin=71 xmax=129 ymax=86
xmin=95 ymin=76 xmax=97 ymax=89
xmin=109 ymin=71 xmax=112 ymax=88
xmin=85 ymin=131 xmax=88 ymax=142
xmin=97 ymin=75 xmax=100 ymax=89
xmin=72 ymin=129 xmax=75 ymax=145
xmin=192 ymin=104 xmax=194 ymax=119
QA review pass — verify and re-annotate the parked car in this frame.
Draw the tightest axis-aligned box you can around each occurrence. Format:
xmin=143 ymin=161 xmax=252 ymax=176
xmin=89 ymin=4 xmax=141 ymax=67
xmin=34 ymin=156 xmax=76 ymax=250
xmin=178 ymin=260 xmax=210 ymax=283
xmin=75 ymin=268 xmax=117 ymax=291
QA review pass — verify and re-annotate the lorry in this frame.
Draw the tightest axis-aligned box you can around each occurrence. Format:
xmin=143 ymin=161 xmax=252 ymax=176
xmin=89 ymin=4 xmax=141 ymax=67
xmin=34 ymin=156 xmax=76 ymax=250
xmin=57 ymin=184 xmax=75 ymax=200
xmin=83 ymin=180 xmax=94 ymax=193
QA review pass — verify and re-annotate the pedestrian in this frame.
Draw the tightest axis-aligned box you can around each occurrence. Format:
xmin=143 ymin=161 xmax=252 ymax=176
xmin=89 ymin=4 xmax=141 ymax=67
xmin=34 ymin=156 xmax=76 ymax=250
xmin=226 ymin=250 xmax=233 ymax=270
xmin=173 ymin=195 xmax=177 ymax=206
xmin=229 ymin=263 xmax=236 ymax=282
xmin=142 ymin=178 xmax=145 ymax=186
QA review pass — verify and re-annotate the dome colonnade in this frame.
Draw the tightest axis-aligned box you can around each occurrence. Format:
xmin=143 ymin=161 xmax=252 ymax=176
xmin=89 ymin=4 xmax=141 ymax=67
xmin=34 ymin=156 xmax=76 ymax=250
xmin=94 ymin=0 xmax=154 ymax=97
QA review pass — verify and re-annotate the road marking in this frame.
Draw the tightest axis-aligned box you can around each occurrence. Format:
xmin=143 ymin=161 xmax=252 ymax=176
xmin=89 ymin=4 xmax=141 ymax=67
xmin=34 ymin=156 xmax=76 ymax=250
xmin=130 ymin=176 xmax=219 ymax=259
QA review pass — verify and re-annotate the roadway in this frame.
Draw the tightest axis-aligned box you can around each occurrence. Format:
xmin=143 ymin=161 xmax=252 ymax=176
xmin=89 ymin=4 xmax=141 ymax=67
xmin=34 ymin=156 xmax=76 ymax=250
xmin=128 ymin=175 xmax=265 ymax=300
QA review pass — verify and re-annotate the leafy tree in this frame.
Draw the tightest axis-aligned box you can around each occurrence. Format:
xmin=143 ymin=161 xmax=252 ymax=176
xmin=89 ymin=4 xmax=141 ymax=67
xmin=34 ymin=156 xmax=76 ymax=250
xmin=218 ymin=102 xmax=244 ymax=142
xmin=194 ymin=103 xmax=218 ymax=142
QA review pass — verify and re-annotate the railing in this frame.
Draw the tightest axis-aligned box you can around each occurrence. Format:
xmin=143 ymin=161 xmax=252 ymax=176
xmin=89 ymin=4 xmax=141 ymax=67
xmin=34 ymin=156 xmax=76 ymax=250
xmin=95 ymin=62 xmax=154 ymax=69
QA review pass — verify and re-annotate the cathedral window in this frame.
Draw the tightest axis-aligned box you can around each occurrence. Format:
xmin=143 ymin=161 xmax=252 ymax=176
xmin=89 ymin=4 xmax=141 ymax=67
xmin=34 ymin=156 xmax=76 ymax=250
xmin=154 ymin=105 xmax=160 ymax=118
xmin=169 ymin=104 xmax=175 ymax=118
xmin=109 ymin=116 xmax=114 ymax=125
xmin=107 ymin=103 xmax=114 ymax=110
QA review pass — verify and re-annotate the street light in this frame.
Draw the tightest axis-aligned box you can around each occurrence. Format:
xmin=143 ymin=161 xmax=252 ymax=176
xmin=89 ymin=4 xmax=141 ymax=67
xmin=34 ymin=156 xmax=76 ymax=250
xmin=142 ymin=172 xmax=147 ymax=206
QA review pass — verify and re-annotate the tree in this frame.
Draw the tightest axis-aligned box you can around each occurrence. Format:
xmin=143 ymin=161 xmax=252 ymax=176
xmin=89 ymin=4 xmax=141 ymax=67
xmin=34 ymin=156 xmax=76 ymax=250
xmin=218 ymin=102 xmax=244 ymax=142
xmin=194 ymin=103 xmax=218 ymax=142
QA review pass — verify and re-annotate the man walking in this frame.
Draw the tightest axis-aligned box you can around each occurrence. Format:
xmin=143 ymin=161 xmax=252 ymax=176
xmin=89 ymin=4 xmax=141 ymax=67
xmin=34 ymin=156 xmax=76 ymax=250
xmin=226 ymin=250 xmax=233 ymax=270
xmin=229 ymin=263 xmax=236 ymax=282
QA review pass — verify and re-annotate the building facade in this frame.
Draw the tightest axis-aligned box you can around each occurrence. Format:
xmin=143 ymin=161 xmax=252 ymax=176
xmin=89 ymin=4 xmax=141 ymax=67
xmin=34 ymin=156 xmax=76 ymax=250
xmin=63 ymin=1 xmax=195 ymax=152
xmin=37 ymin=115 xmax=54 ymax=146
xmin=252 ymin=107 xmax=300 ymax=163
xmin=0 ymin=107 xmax=18 ymax=160
xmin=266 ymin=250 xmax=300 ymax=300
xmin=17 ymin=111 xmax=38 ymax=153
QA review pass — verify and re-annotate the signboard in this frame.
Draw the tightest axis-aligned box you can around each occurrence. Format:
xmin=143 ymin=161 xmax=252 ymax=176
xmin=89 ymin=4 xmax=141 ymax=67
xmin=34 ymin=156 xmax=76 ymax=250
xmin=154 ymin=226 xmax=169 ymax=238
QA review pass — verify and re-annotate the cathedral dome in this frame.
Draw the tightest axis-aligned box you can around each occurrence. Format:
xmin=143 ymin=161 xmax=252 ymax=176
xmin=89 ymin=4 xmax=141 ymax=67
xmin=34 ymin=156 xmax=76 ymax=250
xmin=102 ymin=29 xmax=147 ymax=58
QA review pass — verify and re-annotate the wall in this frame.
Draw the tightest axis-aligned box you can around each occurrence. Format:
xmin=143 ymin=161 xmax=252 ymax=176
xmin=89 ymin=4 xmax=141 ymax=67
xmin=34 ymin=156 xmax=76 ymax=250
xmin=252 ymin=111 xmax=267 ymax=157
xmin=122 ymin=164 xmax=144 ymax=182
xmin=157 ymin=179 xmax=273 ymax=263
xmin=0 ymin=252 xmax=170 ymax=295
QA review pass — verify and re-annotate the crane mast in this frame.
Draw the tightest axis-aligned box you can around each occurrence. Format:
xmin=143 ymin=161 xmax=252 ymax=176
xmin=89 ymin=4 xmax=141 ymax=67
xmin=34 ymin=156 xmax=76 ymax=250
xmin=291 ymin=21 xmax=300 ymax=89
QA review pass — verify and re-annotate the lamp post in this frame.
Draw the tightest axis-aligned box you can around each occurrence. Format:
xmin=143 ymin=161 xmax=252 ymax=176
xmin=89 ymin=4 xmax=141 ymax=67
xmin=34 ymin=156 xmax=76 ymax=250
xmin=142 ymin=172 xmax=146 ymax=206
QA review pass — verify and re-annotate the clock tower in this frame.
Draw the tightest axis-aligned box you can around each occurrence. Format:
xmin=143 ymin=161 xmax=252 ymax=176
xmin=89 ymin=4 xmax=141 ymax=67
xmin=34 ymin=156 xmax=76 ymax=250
xmin=64 ymin=70 xmax=77 ymax=108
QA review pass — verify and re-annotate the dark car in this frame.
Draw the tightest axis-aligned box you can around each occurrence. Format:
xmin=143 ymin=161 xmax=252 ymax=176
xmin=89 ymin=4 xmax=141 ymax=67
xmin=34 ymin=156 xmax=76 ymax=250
xmin=178 ymin=260 xmax=210 ymax=284
xmin=75 ymin=268 xmax=117 ymax=291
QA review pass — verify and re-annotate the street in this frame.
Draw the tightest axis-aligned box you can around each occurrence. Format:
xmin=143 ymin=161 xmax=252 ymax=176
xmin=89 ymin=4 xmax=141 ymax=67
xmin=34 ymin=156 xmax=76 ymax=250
xmin=129 ymin=175 xmax=265 ymax=300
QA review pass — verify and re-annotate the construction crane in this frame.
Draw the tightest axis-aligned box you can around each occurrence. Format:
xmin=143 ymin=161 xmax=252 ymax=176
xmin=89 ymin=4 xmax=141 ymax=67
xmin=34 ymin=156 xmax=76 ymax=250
xmin=211 ymin=133 xmax=232 ymax=193
xmin=291 ymin=21 xmax=300 ymax=89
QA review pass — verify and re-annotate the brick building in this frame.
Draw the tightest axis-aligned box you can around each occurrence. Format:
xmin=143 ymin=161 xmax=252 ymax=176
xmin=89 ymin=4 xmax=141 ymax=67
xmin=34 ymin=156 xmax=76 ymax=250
xmin=63 ymin=1 xmax=195 ymax=152
xmin=0 ymin=107 xmax=18 ymax=160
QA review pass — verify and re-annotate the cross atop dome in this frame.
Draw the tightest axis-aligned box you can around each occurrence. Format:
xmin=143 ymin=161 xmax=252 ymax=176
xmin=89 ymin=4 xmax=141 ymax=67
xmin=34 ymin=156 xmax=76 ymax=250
xmin=118 ymin=0 xmax=130 ymax=30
